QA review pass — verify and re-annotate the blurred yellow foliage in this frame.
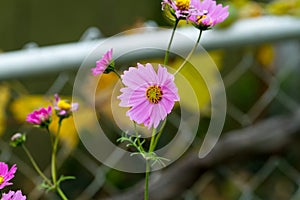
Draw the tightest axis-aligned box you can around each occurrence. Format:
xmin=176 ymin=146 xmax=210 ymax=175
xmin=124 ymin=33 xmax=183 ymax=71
xmin=267 ymin=0 xmax=300 ymax=16
xmin=174 ymin=51 xmax=223 ymax=115
xmin=0 ymin=84 xmax=10 ymax=136
xmin=239 ymin=1 xmax=264 ymax=18
xmin=10 ymin=95 xmax=50 ymax=122
xmin=256 ymin=44 xmax=275 ymax=70
xmin=10 ymin=95 xmax=80 ymax=149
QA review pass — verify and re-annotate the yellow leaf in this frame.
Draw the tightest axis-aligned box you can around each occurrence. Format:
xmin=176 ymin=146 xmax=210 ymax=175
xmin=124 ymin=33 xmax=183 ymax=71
xmin=173 ymin=50 xmax=224 ymax=115
xmin=0 ymin=84 xmax=10 ymax=136
xmin=10 ymin=95 xmax=50 ymax=122
xmin=256 ymin=44 xmax=275 ymax=70
xmin=266 ymin=0 xmax=300 ymax=16
xmin=239 ymin=1 xmax=264 ymax=18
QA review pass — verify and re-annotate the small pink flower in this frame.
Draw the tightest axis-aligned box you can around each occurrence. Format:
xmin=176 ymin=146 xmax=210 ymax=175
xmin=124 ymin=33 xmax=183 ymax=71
xmin=189 ymin=0 xmax=229 ymax=30
xmin=53 ymin=94 xmax=78 ymax=118
xmin=26 ymin=106 xmax=52 ymax=127
xmin=91 ymin=48 xmax=114 ymax=76
xmin=162 ymin=0 xmax=196 ymax=20
xmin=0 ymin=162 xmax=17 ymax=190
xmin=118 ymin=63 xmax=179 ymax=129
xmin=1 ymin=190 xmax=26 ymax=200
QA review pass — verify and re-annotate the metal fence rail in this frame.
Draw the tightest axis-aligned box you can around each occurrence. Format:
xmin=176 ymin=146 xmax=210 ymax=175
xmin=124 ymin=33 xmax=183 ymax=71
xmin=0 ymin=16 xmax=300 ymax=80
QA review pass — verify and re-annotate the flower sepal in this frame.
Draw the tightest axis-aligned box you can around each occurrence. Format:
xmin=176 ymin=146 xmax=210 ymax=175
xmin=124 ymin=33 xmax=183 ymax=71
xmin=10 ymin=133 xmax=26 ymax=147
xmin=103 ymin=63 xmax=115 ymax=74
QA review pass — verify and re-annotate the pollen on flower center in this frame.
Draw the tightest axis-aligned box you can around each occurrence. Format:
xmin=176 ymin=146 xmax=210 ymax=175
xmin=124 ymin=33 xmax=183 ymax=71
xmin=146 ymin=85 xmax=163 ymax=104
xmin=176 ymin=0 xmax=190 ymax=10
xmin=0 ymin=175 xmax=4 ymax=184
xmin=197 ymin=14 xmax=207 ymax=23
xmin=57 ymin=100 xmax=71 ymax=110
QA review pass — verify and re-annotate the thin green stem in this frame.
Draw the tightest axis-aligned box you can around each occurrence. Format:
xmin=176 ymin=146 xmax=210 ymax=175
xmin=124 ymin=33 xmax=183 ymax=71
xmin=22 ymin=144 xmax=52 ymax=186
xmin=152 ymin=118 xmax=167 ymax=150
xmin=133 ymin=122 xmax=145 ymax=153
xmin=148 ymin=128 xmax=157 ymax=153
xmin=51 ymin=119 xmax=69 ymax=199
xmin=51 ymin=120 xmax=62 ymax=186
xmin=144 ymin=160 xmax=150 ymax=200
xmin=46 ymin=126 xmax=54 ymax=148
xmin=164 ymin=19 xmax=179 ymax=66
xmin=143 ymin=127 xmax=157 ymax=200
xmin=57 ymin=186 xmax=68 ymax=200
xmin=173 ymin=29 xmax=203 ymax=76
xmin=112 ymin=69 xmax=122 ymax=80
xmin=51 ymin=118 xmax=69 ymax=200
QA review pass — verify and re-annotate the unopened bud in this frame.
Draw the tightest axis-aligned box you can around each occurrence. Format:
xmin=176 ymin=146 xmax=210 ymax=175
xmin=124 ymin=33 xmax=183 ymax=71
xmin=10 ymin=133 xmax=26 ymax=147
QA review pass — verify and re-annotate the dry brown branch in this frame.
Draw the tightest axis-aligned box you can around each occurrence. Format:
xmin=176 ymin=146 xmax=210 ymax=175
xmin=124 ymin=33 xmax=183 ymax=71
xmin=105 ymin=110 xmax=300 ymax=200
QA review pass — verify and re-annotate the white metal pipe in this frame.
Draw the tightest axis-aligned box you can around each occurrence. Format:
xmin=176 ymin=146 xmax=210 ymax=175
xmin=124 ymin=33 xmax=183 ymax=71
xmin=0 ymin=16 xmax=300 ymax=80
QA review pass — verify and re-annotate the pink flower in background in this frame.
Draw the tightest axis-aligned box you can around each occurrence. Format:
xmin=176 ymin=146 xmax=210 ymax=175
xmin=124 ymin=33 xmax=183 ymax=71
xmin=26 ymin=106 xmax=52 ymax=127
xmin=118 ymin=63 xmax=179 ymax=129
xmin=189 ymin=0 xmax=229 ymax=30
xmin=162 ymin=0 xmax=195 ymax=20
xmin=53 ymin=94 xmax=78 ymax=118
xmin=0 ymin=162 xmax=17 ymax=190
xmin=1 ymin=190 xmax=26 ymax=200
xmin=91 ymin=48 xmax=114 ymax=76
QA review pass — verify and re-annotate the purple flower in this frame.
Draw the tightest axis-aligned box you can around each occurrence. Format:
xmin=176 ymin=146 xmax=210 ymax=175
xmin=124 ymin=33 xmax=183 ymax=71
xmin=189 ymin=0 xmax=229 ymax=30
xmin=1 ymin=190 xmax=26 ymax=200
xmin=26 ymin=106 xmax=52 ymax=127
xmin=54 ymin=94 xmax=78 ymax=119
xmin=91 ymin=48 xmax=114 ymax=76
xmin=162 ymin=0 xmax=195 ymax=20
xmin=0 ymin=162 xmax=17 ymax=190
xmin=118 ymin=63 xmax=179 ymax=129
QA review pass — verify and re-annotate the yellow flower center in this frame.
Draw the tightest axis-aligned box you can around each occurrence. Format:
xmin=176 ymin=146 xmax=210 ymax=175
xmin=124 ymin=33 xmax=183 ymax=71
xmin=146 ymin=86 xmax=163 ymax=104
xmin=176 ymin=0 xmax=190 ymax=10
xmin=197 ymin=13 xmax=213 ymax=25
xmin=0 ymin=176 xmax=4 ymax=184
xmin=57 ymin=100 xmax=71 ymax=110
xmin=197 ymin=15 xmax=207 ymax=24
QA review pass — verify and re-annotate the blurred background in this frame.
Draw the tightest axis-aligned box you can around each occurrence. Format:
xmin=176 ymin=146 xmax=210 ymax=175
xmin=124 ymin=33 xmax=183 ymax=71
xmin=1 ymin=0 xmax=300 ymax=199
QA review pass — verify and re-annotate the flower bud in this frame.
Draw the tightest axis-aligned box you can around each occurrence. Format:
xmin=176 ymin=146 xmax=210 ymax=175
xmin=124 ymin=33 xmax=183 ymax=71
xmin=10 ymin=133 xmax=26 ymax=147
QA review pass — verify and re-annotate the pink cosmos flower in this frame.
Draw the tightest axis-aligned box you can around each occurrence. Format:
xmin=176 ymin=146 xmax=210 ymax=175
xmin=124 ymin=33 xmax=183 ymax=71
xmin=91 ymin=48 xmax=113 ymax=76
xmin=26 ymin=106 xmax=52 ymax=127
xmin=118 ymin=63 xmax=179 ymax=129
xmin=53 ymin=94 xmax=78 ymax=118
xmin=0 ymin=162 xmax=17 ymax=190
xmin=189 ymin=0 xmax=229 ymax=30
xmin=162 ymin=0 xmax=195 ymax=20
xmin=1 ymin=190 xmax=26 ymax=200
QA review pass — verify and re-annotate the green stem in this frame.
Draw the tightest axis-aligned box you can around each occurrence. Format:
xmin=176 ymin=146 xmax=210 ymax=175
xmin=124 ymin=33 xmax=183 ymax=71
xmin=144 ymin=160 xmax=150 ymax=200
xmin=22 ymin=144 xmax=52 ymax=186
xmin=152 ymin=118 xmax=167 ymax=150
xmin=57 ymin=186 xmax=68 ymax=200
xmin=173 ymin=29 xmax=203 ymax=76
xmin=113 ymin=69 xmax=122 ymax=80
xmin=46 ymin=126 xmax=54 ymax=148
xmin=143 ymin=128 xmax=157 ymax=200
xmin=164 ymin=19 xmax=179 ymax=66
xmin=51 ymin=120 xmax=62 ymax=186
xmin=51 ymin=118 xmax=68 ymax=199
xmin=133 ymin=122 xmax=145 ymax=153
xmin=148 ymin=128 xmax=157 ymax=153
